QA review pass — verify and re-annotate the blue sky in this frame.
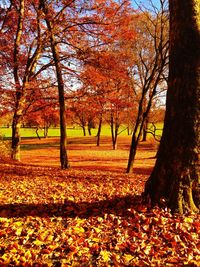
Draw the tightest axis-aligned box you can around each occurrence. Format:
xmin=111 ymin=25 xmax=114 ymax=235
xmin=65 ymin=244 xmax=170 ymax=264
xmin=131 ymin=0 xmax=162 ymax=9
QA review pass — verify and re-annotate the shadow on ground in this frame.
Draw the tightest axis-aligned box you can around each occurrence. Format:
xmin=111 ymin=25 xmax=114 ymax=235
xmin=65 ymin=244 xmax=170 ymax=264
xmin=0 ymin=195 xmax=145 ymax=219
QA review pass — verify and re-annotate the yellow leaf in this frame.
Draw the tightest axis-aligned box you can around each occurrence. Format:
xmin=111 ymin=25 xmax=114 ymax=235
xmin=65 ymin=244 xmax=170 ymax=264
xmin=14 ymin=221 xmax=23 ymax=227
xmin=90 ymin=237 xmax=100 ymax=243
xmin=123 ymin=254 xmax=134 ymax=265
xmin=93 ymin=227 xmax=101 ymax=233
xmin=15 ymin=228 xmax=22 ymax=236
xmin=38 ymin=231 xmax=49 ymax=241
xmin=1 ymin=253 xmax=10 ymax=264
xmin=24 ymin=250 xmax=32 ymax=259
xmin=73 ymin=227 xmax=85 ymax=234
xmin=99 ymin=250 xmax=111 ymax=262
xmin=144 ymin=245 xmax=152 ymax=255
xmin=46 ymin=234 xmax=54 ymax=242
xmin=184 ymin=217 xmax=193 ymax=223
xmin=33 ymin=240 xmax=44 ymax=246
xmin=68 ymin=196 xmax=75 ymax=201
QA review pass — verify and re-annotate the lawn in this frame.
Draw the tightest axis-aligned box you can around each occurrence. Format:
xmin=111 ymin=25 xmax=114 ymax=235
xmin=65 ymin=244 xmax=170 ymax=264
xmin=0 ymin=123 xmax=163 ymax=139
xmin=0 ymin=125 xmax=125 ymax=139
xmin=0 ymin=136 xmax=199 ymax=267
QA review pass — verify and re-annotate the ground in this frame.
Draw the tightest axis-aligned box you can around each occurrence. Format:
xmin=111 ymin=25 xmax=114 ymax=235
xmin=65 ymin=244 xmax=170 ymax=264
xmin=0 ymin=136 xmax=199 ymax=266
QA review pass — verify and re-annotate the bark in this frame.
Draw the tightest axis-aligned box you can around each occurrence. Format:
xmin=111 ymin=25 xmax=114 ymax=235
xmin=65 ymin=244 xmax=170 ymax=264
xmin=126 ymin=112 xmax=144 ymax=173
xmin=88 ymin=127 xmax=92 ymax=136
xmin=41 ymin=0 xmax=70 ymax=169
xmin=44 ymin=126 xmax=48 ymax=138
xmin=127 ymin=125 xmax=131 ymax=136
xmin=88 ymin=118 xmax=95 ymax=136
xmin=82 ymin=126 xmax=86 ymax=137
xmin=110 ymin=113 xmax=119 ymax=150
xmin=12 ymin=1 xmax=42 ymax=160
xmin=145 ymin=0 xmax=200 ymax=213
xmin=11 ymin=0 xmax=24 ymax=161
xmin=96 ymin=115 xmax=102 ymax=146
xmin=142 ymin=117 xmax=149 ymax=141
xmin=36 ymin=127 xmax=41 ymax=140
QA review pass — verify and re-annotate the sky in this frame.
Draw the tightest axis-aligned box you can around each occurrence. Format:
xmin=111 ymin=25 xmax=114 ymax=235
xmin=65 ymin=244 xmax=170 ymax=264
xmin=131 ymin=0 xmax=162 ymax=9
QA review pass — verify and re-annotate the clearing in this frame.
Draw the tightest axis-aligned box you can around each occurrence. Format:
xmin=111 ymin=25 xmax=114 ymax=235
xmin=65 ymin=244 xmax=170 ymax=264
xmin=0 ymin=136 xmax=199 ymax=266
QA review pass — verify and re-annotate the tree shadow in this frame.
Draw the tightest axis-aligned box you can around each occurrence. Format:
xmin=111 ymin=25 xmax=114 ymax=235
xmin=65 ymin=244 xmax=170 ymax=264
xmin=132 ymin=167 xmax=153 ymax=175
xmin=0 ymin=195 xmax=145 ymax=219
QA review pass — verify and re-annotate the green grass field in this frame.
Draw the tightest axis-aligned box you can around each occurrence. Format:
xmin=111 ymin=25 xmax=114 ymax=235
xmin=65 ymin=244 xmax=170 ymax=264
xmin=0 ymin=125 xmax=128 ymax=139
xmin=0 ymin=123 xmax=163 ymax=139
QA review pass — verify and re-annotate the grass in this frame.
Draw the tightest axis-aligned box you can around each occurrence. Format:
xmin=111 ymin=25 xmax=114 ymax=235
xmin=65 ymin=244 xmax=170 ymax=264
xmin=0 ymin=126 xmax=113 ymax=139
xmin=0 ymin=123 xmax=163 ymax=139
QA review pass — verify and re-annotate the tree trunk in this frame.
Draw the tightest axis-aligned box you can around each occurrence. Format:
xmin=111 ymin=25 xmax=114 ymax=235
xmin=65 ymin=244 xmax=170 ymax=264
xmin=82 ymin=126 xmax=86 ymax=137
xmin=12 ymin=1 xmax=42 ymax=160
xmin=88 ymin=125 xmax=92 ymax=136
xmin=110 ymin=113 xmax=118 ymax=150
xmin=36 ymin=127 xmax=41 ymax=140
xmin=127 ymin=109 xmax=147 ymax=173
xmin=44 ymin=126 xmax=48 ymax=138
xmin=145 ymin=0 xmax=200 ymax=213
xmin=142 ymin=117 xmax=149 ymax=141
xmin=12 ymin=107 xmax=22 ymax=161
xmin=96 ymin=115 xmax=102 ymax=146
xmin=11 ymin=0 xmax=24 ymax=161
xmin=127 ymin=2 xmax=169 ymax=173
xmin=41 ymin=0 xmax=69 ymax=169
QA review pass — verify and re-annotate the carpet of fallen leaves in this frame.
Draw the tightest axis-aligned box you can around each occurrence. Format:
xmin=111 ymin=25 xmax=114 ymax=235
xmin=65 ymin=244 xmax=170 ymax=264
xmin=0 ymin=137 xmax=199 ymax=267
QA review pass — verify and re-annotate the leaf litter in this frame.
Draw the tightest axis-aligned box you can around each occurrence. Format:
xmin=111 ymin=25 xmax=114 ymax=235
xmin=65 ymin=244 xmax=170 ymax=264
xmin=0 ymin=162 xmax=199 ymax=267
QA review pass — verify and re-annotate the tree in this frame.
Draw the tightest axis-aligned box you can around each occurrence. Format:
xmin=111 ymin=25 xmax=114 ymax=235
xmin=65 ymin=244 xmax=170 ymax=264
xmin=0 ymin=0 xmax=44 ymax=160
xmin=144 ymin=0 xmax=200 ymax=213
xmin=127 ymin=0 xmax=169 ymax=173
xmin=40 ymin=0 xmax=70 ymax=169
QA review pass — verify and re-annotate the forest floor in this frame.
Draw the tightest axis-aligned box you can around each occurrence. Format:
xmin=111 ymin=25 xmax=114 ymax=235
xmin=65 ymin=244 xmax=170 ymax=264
xmin=0 ymin=136 xmax=199 ymax=266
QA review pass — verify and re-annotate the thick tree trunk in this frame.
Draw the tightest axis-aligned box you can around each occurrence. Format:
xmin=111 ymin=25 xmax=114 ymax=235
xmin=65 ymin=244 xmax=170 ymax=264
xmin=145 ymin=0 xmax=200 ymax=213
xmin=41 ymin=0 xmax=70 ymax=169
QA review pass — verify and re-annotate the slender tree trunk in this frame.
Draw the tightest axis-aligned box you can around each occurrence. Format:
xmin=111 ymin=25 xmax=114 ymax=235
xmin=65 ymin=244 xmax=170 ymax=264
xmin=44 ymin=126 xmax=49 ymax=138
xmin=142 ymin=117 xmax=149 ymax=141
xmin=112 ymin=127 xmax=118 ymax=150
xmin=145 ymin=0 xmax=200 ymax=213
xmin=36 ymin=127 xmax=41 ymax=140
xmin=127 ymin=123 xmax=132 ymax=136
xmin=88 ymin=125 xmax=92 ymax=136
xmin=12 ymin=1 xmax=42 ymax=160
xmin=12 ymin=101 xmax=22 ymax=160
xmin=127 ymin=2 xmax=169 ymax=173
xmin=110 ymin=113 xmax=118 ymax=150
xmin=96 ymin=115 xmax=102 ymax=146
xmin=11 ymin=0 xmax=24 ymax=160
xmin=41 ymin=0 xmax=69 ymax=169
xmin=82 ymin=126 xmax=86 ymax=137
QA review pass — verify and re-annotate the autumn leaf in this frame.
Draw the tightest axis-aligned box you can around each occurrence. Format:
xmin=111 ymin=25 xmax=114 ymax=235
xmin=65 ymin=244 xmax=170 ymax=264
xmin=99 ymin=250 xmax=111 ymax=262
